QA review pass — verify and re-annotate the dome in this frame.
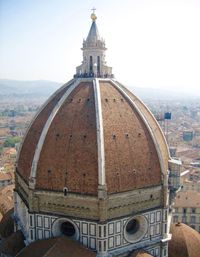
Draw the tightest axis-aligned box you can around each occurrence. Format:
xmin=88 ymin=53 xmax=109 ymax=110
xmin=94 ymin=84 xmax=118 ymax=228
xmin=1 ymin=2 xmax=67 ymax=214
xmin=0 ymin=208 xmax=14 ymax=239
xmin=131 ymin=250 xmax=153 ymax=257
xmin=16 ymin=236 xmax=96 ymax=257
xmin=0 ymin=185 xmax=14 ymax=216
xmin=169 ymin=223 xmax=200 ymax=257
xmin=0 ymin=230 xmax=25 ymax=257
xmin=16 ymin=79 xmax=169 ymax=195
xmin=14 ymin=13 xmax=171 ymax=257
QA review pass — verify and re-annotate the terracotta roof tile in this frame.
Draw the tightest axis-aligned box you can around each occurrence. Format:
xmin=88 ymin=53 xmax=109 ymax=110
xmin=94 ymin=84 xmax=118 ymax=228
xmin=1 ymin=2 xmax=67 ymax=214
xmin=0 ymin=184 xmax=14 ymax=196
xmin=0 ymin=208 xmax=14 ymax=238
xmin=16 ymin=79 xmax=168 ymax=195
xmin=0 ymin=230 xmax=25 ymax=256
xmin=174 ymin=191 xmax=200 ymax=208
xmin=0 ymin=172 xmax=12 ymax=181
xmin=118 ymin=82 xmax=169 ymax=172
xmin=100 ymin=81 xmax=161 ymax=193
xmin=36 ymin=82 xmax=98 ymax=194
xmin=0 ymin=185 xmax=14 ymax=217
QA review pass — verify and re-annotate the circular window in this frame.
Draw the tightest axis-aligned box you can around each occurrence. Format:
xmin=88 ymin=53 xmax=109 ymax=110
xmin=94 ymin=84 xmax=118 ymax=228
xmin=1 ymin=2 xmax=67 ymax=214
xmin=61 ymin=221 xmax=76 ymax=237
xmin=124 ymin=215 xmax=148 ymax=243
xmin=126 ymin=219 xmax=140 ymax=234
xmin=52 ymin=218 xmax=79 ymax=240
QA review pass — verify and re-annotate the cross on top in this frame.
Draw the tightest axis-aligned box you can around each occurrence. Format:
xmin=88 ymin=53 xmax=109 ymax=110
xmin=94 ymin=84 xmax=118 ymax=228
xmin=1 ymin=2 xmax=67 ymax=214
xmin=91 ymin=7 xmax=96 ymax=14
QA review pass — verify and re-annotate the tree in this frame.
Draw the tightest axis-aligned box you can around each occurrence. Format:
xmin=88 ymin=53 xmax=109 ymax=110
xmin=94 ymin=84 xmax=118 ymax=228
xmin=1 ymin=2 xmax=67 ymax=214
xmin=3 ymin=137 xmax=21 ymax=147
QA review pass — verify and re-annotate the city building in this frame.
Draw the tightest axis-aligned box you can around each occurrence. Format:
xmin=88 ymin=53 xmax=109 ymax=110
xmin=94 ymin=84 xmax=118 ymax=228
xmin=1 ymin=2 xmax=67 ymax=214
xmin=172 ymin=190 xmax=200 ymax=233
xmin=181 ymin=169 xmax=200 ymax=192
xmin=0 ymin=184 xmax=14 ymax=216
xmin=0 ymin=172 xmax=12 ymax=188
xmin=168 ymin=159 xmax=182 ymax=193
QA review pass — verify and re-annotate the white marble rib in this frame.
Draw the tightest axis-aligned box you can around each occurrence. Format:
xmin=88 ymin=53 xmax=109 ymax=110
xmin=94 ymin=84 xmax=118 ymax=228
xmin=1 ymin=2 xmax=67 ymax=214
xmin=93 ymin=78 xmax=106 ymax=186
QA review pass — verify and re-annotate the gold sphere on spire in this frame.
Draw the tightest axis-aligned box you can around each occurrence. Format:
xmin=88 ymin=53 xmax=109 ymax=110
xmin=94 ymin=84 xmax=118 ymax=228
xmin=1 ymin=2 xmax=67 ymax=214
xmin=91 ymin=7 xmax=97 ymax=21
xmin=91 ymin=13 xmax=97 ymax=21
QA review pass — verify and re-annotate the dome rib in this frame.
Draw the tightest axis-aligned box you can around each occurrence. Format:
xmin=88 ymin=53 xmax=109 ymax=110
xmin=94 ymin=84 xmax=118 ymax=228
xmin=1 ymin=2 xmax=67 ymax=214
xmin=93 ymin=78 xmax=106 ymax=196
xmin=29 ymin=79 xmax=82 ymax=189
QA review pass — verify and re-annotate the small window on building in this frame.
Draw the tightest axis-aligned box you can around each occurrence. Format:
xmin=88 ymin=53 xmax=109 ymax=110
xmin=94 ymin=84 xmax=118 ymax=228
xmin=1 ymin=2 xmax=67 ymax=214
xmin=30 ymin=215 xmax=33 ymax=226
xmin=30 ymin=230 xmax=33 ymax=240
xmin=173 ymin=216 xmax=178 ymax=223
xmin=97 ymin=56 xmax=100 ymax=74
xmin=191 ymin=216 xmax=196 ymax=223
xmin=99 ymin=226 xmax=102 ymax=237
xmin=104 ymin=241 xmax=106 ymax=251
xmin=183 ymin=208 xmax=187 ymax=214
xmin=104 ymin=225 xmax=106 ymax=237
xmin=99 ymin=241 xmax=102 ymax=251
xmin=89 ymin=56 xmax=93 ymax=73
xmin=155 ymin=248 xmax=159 ymax=256
xmin=165 ymin=210 xmax=168 ymax=221
xmin=63 ymin=187 xmax=68 ymax=196
xmin=192 ymin=208 xmax=196 ymax=214
xmin=164 ymin=224 xmax=167 ymax=233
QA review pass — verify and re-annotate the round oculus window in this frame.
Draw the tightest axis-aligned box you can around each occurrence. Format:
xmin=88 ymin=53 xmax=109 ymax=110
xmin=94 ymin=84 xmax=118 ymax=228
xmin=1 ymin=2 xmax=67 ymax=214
xmin=52 ymin=218 xmax=79 ymax=240
xmin=126 ymin=219 xmax=140 ymax=234
xmin=61 ymin=221 xmax=76 ymax=237
xmin=124 ymin=215 xmax=148 ymax=243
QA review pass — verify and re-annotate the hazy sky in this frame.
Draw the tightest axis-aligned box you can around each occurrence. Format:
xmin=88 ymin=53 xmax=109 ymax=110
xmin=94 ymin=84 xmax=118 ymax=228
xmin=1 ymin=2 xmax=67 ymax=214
xmin=1 ymin=0 xmax=200 ymax=92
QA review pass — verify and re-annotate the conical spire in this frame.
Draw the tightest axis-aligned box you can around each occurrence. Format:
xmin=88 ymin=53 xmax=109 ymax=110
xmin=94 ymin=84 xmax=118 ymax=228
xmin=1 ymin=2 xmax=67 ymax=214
xmin=86 ymin=21 xmax=100 ymax=43
xmin=75 ymin=10 xmax=113 ymax=78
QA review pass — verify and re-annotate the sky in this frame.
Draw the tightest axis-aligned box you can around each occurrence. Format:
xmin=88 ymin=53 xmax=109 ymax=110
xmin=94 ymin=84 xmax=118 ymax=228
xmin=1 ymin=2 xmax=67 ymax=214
xmin=0 ymin=0 xmax=200 ymax=93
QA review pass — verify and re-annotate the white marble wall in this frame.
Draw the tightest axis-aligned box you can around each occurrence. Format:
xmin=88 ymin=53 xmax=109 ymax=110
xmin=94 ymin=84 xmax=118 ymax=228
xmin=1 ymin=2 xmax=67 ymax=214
xmin=27 ymin=208 xmax=168 ymax=255
xmin=15 ymin=193 xmax=169 ymax=256
xmin=14 ymin=192 xmax=29 ymax=239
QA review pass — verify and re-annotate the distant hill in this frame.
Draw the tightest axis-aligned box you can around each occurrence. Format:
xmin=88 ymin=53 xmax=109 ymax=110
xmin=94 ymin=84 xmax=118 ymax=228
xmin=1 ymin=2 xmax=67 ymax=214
xmin=0 ymin=79 xmax=61 ymax=97
xmin=0 ymin=79 xmax=198 ymax=101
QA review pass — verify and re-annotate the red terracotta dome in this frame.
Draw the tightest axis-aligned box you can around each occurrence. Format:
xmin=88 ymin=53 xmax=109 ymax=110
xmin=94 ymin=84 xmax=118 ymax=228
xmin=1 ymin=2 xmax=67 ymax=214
xmin=16 ymin=79 xmax=169 ymax=195
xmin=0 ymin=208 xmax=14 ymax=239
xmin=13 ymin=12 xmax=171 ymax=257
xmin=169 ymin=222 xmax=200 ymax=257
xmin=0 ymin=230 xmax=25 ymax=256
